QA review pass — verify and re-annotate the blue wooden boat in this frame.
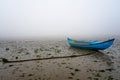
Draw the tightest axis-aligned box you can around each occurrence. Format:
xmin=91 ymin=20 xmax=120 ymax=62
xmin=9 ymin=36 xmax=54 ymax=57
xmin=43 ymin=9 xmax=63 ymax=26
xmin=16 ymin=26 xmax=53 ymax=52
xmin=67 ymin=38 xmax=115 ymax=50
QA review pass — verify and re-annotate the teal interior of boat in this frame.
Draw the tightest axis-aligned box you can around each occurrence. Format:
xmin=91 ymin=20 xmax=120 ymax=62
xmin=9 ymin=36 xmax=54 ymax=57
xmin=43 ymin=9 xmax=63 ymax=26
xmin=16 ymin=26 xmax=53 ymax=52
xmin=67 ymin=38 xmax=100 ymax=44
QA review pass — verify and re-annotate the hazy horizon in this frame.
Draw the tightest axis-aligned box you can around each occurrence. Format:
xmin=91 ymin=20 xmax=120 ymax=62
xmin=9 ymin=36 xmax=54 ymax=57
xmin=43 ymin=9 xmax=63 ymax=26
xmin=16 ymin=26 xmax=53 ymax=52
xmin=0 ymin=0 xmax=120 ymax=40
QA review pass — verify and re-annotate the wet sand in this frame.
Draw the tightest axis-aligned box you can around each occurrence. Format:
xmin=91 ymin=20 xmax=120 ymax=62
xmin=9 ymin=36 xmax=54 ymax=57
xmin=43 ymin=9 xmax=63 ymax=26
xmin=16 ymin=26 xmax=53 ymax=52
xmin=0 ymin=39 xmax=120 ymax=80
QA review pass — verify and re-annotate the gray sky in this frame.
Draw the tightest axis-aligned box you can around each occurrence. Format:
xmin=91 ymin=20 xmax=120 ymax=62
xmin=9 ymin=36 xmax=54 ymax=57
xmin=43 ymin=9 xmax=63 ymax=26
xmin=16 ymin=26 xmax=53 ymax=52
xmin=0 ymin=0 xmax=120 ymax=39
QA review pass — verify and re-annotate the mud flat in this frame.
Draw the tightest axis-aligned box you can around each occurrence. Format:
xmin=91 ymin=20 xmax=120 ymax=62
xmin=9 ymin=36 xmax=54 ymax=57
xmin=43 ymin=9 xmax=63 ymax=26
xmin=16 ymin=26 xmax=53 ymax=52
xmin=0 ymin=38 xmax=120 ymax=80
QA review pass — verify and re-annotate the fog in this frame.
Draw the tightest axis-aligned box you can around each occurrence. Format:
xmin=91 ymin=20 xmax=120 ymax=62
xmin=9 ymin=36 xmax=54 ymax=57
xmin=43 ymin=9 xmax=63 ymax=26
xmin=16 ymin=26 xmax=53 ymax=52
xmin=0 ymin=0 xmax=120 ymax=39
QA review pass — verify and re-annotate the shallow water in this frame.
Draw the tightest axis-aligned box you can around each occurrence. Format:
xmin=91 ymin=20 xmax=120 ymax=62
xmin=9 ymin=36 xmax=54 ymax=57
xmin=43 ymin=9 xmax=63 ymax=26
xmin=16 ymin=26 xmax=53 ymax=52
xmin=0 ymin=39 xmax=120 ymax=80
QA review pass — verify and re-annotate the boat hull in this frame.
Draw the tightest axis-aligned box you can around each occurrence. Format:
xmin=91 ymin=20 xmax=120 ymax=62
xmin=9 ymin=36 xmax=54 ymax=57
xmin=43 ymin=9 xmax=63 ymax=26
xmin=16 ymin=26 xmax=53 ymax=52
xmin=67 ymin=38 xmax=115 ymax=50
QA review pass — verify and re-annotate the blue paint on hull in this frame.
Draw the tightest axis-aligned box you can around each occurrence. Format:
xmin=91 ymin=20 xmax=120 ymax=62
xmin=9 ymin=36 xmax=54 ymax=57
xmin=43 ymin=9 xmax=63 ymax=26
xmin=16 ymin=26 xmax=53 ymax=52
xmin=67 ymin=38 xmax=115 ymax=50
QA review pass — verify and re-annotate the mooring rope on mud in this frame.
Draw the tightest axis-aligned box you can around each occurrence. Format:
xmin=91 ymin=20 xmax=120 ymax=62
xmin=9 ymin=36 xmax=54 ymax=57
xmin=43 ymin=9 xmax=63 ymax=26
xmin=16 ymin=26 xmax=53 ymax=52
xmin=0 ymin=52 xmax=97 ymax=63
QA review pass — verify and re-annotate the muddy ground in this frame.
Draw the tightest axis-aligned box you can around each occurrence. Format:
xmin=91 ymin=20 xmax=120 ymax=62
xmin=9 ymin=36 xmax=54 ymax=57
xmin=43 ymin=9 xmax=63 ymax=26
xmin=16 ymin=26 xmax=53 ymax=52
xmin=0 ymin=39 xmax=120 ymax=80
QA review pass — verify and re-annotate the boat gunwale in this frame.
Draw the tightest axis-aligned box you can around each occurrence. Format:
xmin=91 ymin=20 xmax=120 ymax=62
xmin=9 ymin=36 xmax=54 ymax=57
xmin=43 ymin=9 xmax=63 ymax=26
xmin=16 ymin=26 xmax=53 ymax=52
xmin=67 ymin=38 xmax=115 ymax=46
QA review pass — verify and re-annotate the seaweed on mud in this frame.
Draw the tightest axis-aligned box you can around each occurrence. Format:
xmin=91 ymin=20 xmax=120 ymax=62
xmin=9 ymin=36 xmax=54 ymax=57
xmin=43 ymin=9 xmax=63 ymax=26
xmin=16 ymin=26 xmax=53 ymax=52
xmin=56 ymin=46 xmax=59 ymax=47
xmin=61 ymin=62 xmax=66 ymax=64
xmin=1 ymin=58 xmax=9 ymax=63
xmin=108 ymin=76 xmax=114 ymax=80
xmin=6 ymin=48 xmax=9 ymax=51
xmin=88 ymin=77 xmax=92 ymax=80
xmin=40 ymin=48 xmax=43 ymax=51
xmin=106 ymin=61 xmax=114 ymax=66
xmin=28 ymin=73 xmax=34 ymax=76
xmin=94 ymin=73 xmax=101 ymax=77
xmin=45 ymin=48 xmax=50 ymax=51
xmin=38 ymin=77 xmax=41 ymax=80
xmin=93 ymin=60 xmax=98 ymax=62
xmin=34 ymin=49 xmax=39 ymax=53
xmin=55 ymin=49 xmax=61 ymax=53
xmin=87 ymin=69 xmax=93 ymax=72
xmin=47 ymin=53 xmax=51 ymax=55
xmin=93 ymin=78 xmax=99 ymax=80
xmin=16 ymin=57 xmax=18 ymax=59
xmin=9 ymin=64 xmax=13 ymax=67
xmin=70 ymin=72 xmax=75 ymax=76
xmin=26 ymin=52 xmax=30 ymax=55
xmin=66 ymin=66 xmax=73 ymax=70
xmin=69 ymin=68 xmax=73 ymax=70
xmin=17 ymin=48 xmax=26 ymax=53
xmin=68 ymin=76 xmax=73 ymax=79
xmin=106 ymin=68 xmax=114 ymax=72
xmin=50 ymin=47 xmax=55 ymax=49
xmin=99 ymin=70 xmax=105 ymax=72
xmin=36 ymin=55 xmax=41 ymax=58
xmin=75 ymin=69 xmax=80 ymax=72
